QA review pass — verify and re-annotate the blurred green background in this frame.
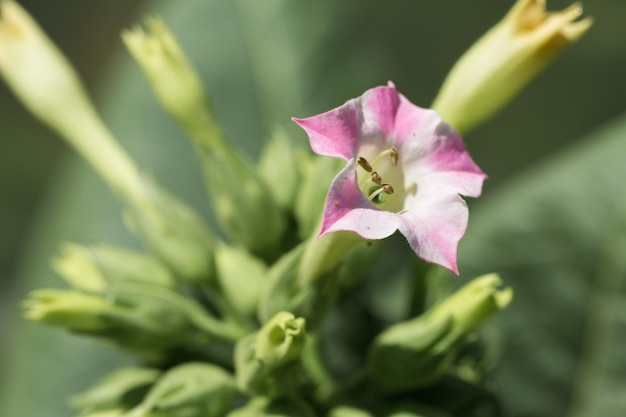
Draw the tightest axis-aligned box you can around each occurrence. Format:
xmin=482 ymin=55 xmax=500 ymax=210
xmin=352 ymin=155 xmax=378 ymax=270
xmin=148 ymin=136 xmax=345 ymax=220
xmin=0 ymin=1 xmax=624 ymax=416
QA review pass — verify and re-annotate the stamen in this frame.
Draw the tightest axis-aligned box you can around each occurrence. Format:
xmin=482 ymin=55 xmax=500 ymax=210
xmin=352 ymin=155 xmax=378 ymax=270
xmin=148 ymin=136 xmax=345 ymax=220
xmin=382 ymin=183 xmax=394 ymax=194
xmin=390 ymin=147 xmax=399 ymax=166
xmin=357 ymin=157 xmax=372 ymax=172
xmin=371 ymin=171 xmax=382 ymax=185
xmin=368 ymin=183 xmax=394 ymax=203
xmin=368 ymin=187 xmax=386 ymax=202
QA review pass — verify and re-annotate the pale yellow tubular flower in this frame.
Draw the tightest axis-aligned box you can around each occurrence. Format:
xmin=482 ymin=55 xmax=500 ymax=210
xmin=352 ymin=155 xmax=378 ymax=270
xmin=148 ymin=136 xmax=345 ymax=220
xmin=0 ymin=0 xmax=145 ymax=204
xmin=0 ymin=1 xmax=216 ymax=284
xmin=122 ymin=18 xmax=289 ymax=257
xmin=121 ymin=18 xmax=225 ymax=151
xmin=432 ymin=0 xmax=593 ymax=135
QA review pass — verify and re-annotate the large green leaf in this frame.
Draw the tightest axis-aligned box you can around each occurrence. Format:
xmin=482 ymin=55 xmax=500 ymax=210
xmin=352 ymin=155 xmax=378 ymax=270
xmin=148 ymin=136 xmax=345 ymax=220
xmin=457 ymin=115 xmax=626 ymax=417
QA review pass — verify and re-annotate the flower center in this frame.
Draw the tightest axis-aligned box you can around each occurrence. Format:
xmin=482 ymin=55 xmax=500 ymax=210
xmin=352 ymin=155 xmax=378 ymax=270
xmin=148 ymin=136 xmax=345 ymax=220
xmin=356 ymin=146 xmax=405 ymax=212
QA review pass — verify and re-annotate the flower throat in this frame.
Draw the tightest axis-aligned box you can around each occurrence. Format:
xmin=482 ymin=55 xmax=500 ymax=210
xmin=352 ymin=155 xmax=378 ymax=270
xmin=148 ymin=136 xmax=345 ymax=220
xmin=356 ymin=147 xmax=403 ymax=209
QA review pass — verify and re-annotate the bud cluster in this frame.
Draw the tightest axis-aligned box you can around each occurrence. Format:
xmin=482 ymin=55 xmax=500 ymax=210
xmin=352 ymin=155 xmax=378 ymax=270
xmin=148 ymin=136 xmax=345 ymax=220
xmin=0 ymin=0 xmax=591 ymax=415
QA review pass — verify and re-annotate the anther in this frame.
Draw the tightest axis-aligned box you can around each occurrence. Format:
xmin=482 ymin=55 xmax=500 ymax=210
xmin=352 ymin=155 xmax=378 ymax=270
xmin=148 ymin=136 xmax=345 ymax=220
xmin=357 ymin=157 xmax=373 ymax=172
xmin=371 ymin=171 xmax=382 ymax=185
xmin=382 ymin=183 xmax=394 ymax=194
xmin=390 ymin=147 xmax=399 ymax=166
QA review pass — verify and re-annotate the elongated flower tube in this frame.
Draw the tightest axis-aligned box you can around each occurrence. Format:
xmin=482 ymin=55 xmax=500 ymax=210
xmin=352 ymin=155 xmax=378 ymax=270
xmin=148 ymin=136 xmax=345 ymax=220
xmin=123 ymin=18 xmax=287 ymax=258
xmin=433 ymin=0 xmax=593 ymax=134
xmin=0 ymin=1 xmax=216 ymax=284
xmin=294 ymin=84 xmax=485 ymax=274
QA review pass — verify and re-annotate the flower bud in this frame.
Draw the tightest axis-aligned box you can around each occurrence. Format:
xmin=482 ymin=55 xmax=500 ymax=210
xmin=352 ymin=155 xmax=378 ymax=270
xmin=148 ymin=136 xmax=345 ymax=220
xmin=127 ymin=363 xmax=236 ymax=417
xmin=256 ymin=311 xmax=306 ymax=370
xmin=53 ymin=243 xmax=175 ymax=292
xmin=234 ymin=312 xmax=307 ymax=397
xmin=0 ymin=0 xmax=144 ymax=199
xmin=432 ymin=0 xmax=593 ymax=134
xmin=214 ymin=243 xmax=266 ymax=317
xmin=0 ymin=2 xmax=217 ymax=284
xmin=368 ymin=274 xmax=512 ymax=391
xmin=23 ymin=288 xmax=191 ymax=359
xmin=257 ymin=126 xmax=301 ymax=211
xmin=123 ymin=18 xmax=287 ymax=257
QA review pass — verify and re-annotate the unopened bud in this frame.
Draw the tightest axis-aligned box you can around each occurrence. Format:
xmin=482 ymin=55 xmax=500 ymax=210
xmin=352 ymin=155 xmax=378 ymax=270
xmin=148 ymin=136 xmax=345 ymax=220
xmin=123 ymin=17 xmax=287 ymax=257
xmin=127 ymin=363 xmax=235 ymax=417
xmin=433 ymin=0 xmax=592 ymax=134
xmin=368 ymin=274 xmax=512 ymax=390
xmin=53 ymin=243 xmax=175 ymax=292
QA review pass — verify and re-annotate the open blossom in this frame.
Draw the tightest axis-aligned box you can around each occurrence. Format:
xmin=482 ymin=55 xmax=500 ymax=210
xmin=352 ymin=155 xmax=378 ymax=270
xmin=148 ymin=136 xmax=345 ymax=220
xmin=293 ymin=83 xmax=486 ymax=274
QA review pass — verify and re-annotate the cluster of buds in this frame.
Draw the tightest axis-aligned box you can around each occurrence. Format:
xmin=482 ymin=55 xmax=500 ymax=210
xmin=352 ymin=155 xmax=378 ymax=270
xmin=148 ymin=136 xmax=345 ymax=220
xmin=0 ymin=0 xmax=590 ymax=415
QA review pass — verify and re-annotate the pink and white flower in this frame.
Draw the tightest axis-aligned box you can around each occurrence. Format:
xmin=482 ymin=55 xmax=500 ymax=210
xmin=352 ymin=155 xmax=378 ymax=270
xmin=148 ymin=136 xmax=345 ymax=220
xmin=293 ymin=83 xmax=486 ymax=274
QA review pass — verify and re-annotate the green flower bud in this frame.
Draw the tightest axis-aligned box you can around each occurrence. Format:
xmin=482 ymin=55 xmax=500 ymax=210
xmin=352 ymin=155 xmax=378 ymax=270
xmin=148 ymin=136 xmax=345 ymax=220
xmin=427 ymin=273 xmax=513 ymax=339
xmin=127 ymin=363 xmax=235 ymax=417
xmin=0 ymin=2 xmax=217 ymax=285
xmin=258 ymin=126 xmax=301 ymax=211
xmin=53 ymin=244 xmax=175 ymax=292
xmin=123 ymin=18 xmax=287 ymax=258
xmin=215 ymin=243 xmax=266 ymax=317
xmin=71 ymin=367 xmax=161 ymax=412
xmin=23 ymin=287 xmax=191 ymax=359
xmin=0 ymin=0 xmax=144 ymax=200
xmin=226 ymin=397 xmax=316 ymax=417
xmin=256 ymin=311 xmax=306 ymax=370
xmin=235 ymin=312 xmax=306 ymax=397
xmin=368 ymin=274 xmax=512 ymax=391
xmin=432 ymin=0 xmax=593 ymax=134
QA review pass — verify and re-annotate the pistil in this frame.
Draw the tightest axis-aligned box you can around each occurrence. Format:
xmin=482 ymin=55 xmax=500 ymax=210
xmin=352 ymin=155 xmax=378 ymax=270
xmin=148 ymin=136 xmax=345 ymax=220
xmin=356 ymin=147 xmax=401 ymax=206
xmin=368 ymin=182 xmax=394 ymax=202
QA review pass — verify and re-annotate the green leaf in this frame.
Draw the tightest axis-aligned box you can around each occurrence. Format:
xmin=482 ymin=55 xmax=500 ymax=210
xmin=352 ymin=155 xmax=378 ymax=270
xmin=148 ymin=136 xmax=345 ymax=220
xmin=456 ymin=115 xmax=626 ymax=417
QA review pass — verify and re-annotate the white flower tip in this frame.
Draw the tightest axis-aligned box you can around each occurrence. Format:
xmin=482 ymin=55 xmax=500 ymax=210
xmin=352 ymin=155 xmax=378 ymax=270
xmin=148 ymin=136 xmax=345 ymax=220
xmin=0 ymin=1 xmax=28 ymax=63
xmin=122 ymin=16 xmax=183 ymax=71
xmin=562 ymin=15 xmax=593 ymax=42
xmin=510 ymin=0 xmax=592 ymax=40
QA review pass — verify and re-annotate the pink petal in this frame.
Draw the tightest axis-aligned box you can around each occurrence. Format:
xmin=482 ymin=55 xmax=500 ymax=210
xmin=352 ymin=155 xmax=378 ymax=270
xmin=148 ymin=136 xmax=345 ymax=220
xmin=424 ymin=122 xmax=485 ymax=178
xmin=360 ymin=84 xmax=401 ymax=140
xmin=392 ymin=94 xmax=438 ymax=146
xmin=293 ymin=84 xmax=407 ymax=161
xmin=397 ymin=111 xmax=485 ymax=193
xmin=320 ymin=160 xmax=400 ymax=239
xmin=292 ymin=101 xmax=362 ymax=161
xmin=398 ymin=173 xmax=480 ymax=274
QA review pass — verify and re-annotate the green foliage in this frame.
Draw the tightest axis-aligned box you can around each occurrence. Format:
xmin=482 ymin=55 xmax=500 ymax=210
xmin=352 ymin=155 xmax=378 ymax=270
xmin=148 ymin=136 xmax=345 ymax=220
xmin=1 ymin=0 xmax=622 ymax=416
xmin=458 ymin=116 xmax=626 ymax=416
